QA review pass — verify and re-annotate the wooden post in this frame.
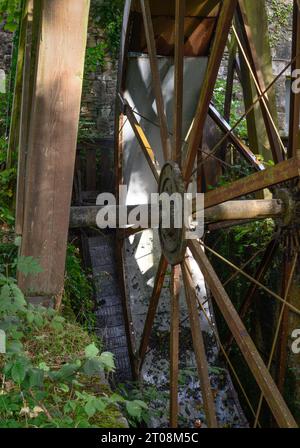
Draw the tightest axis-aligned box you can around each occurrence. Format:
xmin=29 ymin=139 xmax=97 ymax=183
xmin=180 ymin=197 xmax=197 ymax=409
xmin=17 ymin=0 xmax=90 ymax=304
xmin=6 ymin=0 xmax=29 ymax=169
xmin=236 ymin=0 xmax=279 ymax=165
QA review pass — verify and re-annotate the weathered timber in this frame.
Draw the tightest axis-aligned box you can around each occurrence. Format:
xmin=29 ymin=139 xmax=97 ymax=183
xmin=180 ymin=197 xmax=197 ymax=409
xmin=18 ymin=0 xmax=90 ymax=298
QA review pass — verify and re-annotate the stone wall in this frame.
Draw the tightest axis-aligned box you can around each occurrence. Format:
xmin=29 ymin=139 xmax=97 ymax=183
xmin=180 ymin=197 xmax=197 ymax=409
xmin=0 ymin=25 xmax=12 ymax=73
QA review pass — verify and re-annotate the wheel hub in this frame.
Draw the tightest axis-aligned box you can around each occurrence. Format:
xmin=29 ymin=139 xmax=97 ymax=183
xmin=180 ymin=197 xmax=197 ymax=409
xmin=158 ymin=162 xmax=186 ymax=265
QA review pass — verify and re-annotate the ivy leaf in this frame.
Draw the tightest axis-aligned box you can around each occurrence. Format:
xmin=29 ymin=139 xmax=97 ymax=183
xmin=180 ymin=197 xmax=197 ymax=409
xmin=17 ymin=256 xmax=43 ymax=277
xmin=84 ymin=343 xmax=99 ymax=359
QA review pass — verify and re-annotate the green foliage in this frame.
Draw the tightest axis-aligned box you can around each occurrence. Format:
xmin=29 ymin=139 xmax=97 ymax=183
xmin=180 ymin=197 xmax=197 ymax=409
xmin=267 ymin=0 xmax=293 ymax=47
xmin=63 ymin=243 xmax=95 ymax=331
xmin=0 ymin=0 xmax=22 ymax=32
xmin=92 ymin=0 xmax=124 ymax=60
xmin=84 ymin=43 xmax=106 ymax=74
xmin=0 ymin=246 xmax=145 ymax=428
xmin=213 ymin=78 xmax=248 ymax=140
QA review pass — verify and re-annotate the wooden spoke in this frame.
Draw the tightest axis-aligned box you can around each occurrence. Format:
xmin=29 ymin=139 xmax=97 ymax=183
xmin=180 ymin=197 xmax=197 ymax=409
xmin=254 ymin=251 xmax=298 ymax=427
xmin=170 ymin=265 xmax=181 ymax=428
xmin=208 ymin=104 xmax=265 ymax=171
xmin=119 ymin=95 xmax=160 ymax=182
xmin=197 ymin=156 xmax=300 ymax=211
xmin=183 ymin=0 xmax=237 ymax=183
xmin=288 ymin=0 xmax=300 ymax=159
xmin=182 ymin=261 xmax=218 ymax=428
xmin=140 ymin=0 xmax=171 ymax=161
xmin=173 ymin=0 xmax=185 ymax=165
xmin=188 ymin=240 xmax=298 ymax=428
xmin=138 ymin=255 xmax=169 ymax=367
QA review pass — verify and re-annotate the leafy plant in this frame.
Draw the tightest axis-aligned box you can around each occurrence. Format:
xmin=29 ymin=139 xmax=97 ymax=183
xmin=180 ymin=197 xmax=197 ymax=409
xmin=0 ymin=0 xmax=22 ymax=32
xmin=0 ymin=242 xmax=146 ymax=428
xmin=63 ymin=243 xmax=95 ymax=331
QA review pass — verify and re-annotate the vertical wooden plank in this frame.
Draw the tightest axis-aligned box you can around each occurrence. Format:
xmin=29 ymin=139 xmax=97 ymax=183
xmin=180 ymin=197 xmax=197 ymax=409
xmin=18 ymin=0 xmax=90 ymax=299
xmin=170 ymin=265 xmax=180 ymax=428
xmin=7 ymin=0 xmax=29 ymax=169
xmin=236 ymin=0 xmax=281 ymax=164
xmin=15 ymin=0 xmax=37 ymax=235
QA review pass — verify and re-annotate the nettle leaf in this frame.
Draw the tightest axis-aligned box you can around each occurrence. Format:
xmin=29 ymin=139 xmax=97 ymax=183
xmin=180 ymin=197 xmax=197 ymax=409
xmin=83 ymin=358 xmax=103 ymax=377
xmin=126 ymin=400 xmax=144 ymax=420
xmin=11 ymin=359 xmax=28 ymax=384
xmin=6 ymin=340 xmax=23 ymax=354
xmin=28 ymin=368 xmax=44 ymax=388
xmin=10 ymin=284 xmax=26 ymax=306
xmin=99 ymin=352 xmax=115 ymax=372
xmin=84 ymin=399 xmax=96 ymax=418
xmin=84 ymin=343 xmax=99 ymax=359
xmin=50 ymin=315 xmax=65 ymax=332
xmin=52 ymin=363 xmax=80 ymax=382
xmin=17 ymin=256 xmax=43 ymax=277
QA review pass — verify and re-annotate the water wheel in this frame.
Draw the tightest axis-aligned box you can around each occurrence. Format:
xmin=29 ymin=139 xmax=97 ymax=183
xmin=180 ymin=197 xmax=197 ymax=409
xmin=114 ymin=0 xmax=300 ymax=428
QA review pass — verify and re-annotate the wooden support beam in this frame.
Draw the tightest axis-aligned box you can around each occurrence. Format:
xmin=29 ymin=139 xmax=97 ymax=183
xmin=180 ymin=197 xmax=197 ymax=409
xmin=236 ymin=1 xmax=283 ymax=164
xmin=69 ymin=199 xmax=285 ymax=229
xmin=15 ymin=0 xmax=39 ymax=235
xmin=183 ymin=0 xmax=237 ymax=183
xmin=18 ymin=0 xmax=90 ymax=299
xmin=188 ymin=240 xmax=298 ymax=428
xmin=7 ymin=0 xmax=30 ymax=169
xmin=199 ymin=156 xmax=300 ymax=210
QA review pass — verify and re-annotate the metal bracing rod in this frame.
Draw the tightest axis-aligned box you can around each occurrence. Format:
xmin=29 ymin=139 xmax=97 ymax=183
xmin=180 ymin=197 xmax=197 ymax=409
xmin=190 ymin=56 xmax=298 ymax=179
xmin=199 ymin=240 xmax=300 ymax=316
xmin=188 ymin=240 xmax=297 ymax=428
xmin=138 ymin=255 xmax=169 ymax=368
xmin=170 ymin=265 xmax=180 ymax=428
xmin=184 ymin=260 xmax=261 ymax=426
xmin=140 ymin=0 xmax=171 ymax=161
xmin=224 ymin=237 xmax=280 ymax=351
xmin=182 ymin=261 xmax=218 ymax=428
xmin=254 ymin=251 xmax=298 ymax=428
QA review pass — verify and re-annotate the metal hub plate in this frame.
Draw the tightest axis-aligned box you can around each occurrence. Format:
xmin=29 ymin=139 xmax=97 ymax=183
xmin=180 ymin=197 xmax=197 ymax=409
xmin=158 ymin=161 xmax=186 ymax=265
